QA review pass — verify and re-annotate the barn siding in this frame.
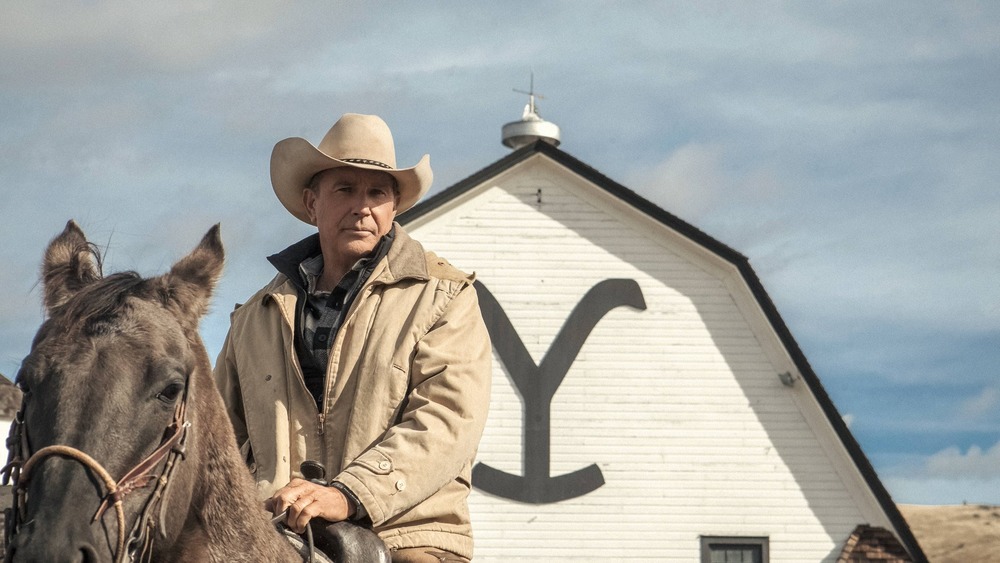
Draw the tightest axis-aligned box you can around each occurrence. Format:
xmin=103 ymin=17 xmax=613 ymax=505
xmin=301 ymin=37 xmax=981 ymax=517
xmin=407 ymin=158 xmax=890 ymax=561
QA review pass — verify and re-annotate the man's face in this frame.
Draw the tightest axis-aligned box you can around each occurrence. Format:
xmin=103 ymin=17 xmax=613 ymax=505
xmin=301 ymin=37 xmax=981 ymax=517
xmin=303 ymin=166 xmax=399 ymax=267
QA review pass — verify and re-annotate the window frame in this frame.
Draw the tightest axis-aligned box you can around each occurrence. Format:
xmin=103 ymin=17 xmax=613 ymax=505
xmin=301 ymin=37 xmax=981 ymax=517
xmin=699 ymin=536 xmax=769 ymax=563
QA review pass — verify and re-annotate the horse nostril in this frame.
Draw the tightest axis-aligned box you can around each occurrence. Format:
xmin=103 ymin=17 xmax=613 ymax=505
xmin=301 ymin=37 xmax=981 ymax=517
xmin=5 ymin=540 xmax=102 ymax=563
xmin=79 ymin=544 xmax=101 ymax=563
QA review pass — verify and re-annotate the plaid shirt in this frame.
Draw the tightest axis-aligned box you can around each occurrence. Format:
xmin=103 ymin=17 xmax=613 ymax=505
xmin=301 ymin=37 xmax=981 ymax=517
xmin=295 ymin=228 xmax=396 ymax=408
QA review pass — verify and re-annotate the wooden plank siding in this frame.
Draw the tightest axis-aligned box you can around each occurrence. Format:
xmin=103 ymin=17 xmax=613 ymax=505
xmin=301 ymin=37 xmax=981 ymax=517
xmin=404 ymin=152 xmax=912 ymax=561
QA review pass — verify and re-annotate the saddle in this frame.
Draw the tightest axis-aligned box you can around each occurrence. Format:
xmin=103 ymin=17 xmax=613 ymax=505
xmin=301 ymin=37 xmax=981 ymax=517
xmin=276 ymin=461 xmax=391 ymax=563
xmin=280 ymin=521 xmax=391 ymax=563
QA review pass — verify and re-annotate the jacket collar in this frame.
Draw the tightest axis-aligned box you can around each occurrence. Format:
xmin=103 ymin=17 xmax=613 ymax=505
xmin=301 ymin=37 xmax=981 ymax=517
xmin=267 ymin=233 xmax=321 ymax=290
xmin=266 ymin=222 xmax=427 ymax=292
xmin=374 ymin=223 xmax=428 ymax=284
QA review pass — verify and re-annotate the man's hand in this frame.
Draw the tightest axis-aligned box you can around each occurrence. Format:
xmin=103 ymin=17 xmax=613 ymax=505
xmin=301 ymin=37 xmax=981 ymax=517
xmin=265 ymin=478 xmax=351 ymax=533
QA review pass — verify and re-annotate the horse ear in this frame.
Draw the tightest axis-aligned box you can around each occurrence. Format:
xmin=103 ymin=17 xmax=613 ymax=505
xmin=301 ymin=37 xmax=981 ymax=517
xmin=42 ymin=220 xmax=101 ymax=313
xmin=161 ymin=224 xmax=225 ymax=324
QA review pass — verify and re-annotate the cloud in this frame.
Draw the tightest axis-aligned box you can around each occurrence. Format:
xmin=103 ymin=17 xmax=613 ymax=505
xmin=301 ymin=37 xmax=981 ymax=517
xmin=925 ymin=442 xmax=1000 ymax=481
xmin=0 ymin=2 xmax=293 ymax=79
xmin=961 ymin=388 xmax=1000 ymax=420
xmin=879 ymin=441 xmax=1000 ymax=504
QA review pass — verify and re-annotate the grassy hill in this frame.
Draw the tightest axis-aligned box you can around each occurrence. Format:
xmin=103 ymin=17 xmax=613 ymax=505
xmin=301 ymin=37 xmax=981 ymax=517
xmin=899 ymin=504 xmax=1000 ymax=563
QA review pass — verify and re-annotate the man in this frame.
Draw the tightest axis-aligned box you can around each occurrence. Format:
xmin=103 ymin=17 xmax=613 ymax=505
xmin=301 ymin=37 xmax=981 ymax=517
xmin=214 ymin=113 xmax=492 ymax=562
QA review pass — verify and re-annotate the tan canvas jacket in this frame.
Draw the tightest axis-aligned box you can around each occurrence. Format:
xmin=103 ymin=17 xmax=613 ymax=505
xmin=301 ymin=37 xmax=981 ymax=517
xmin=213 ymin=225 xmax=492 ymax=558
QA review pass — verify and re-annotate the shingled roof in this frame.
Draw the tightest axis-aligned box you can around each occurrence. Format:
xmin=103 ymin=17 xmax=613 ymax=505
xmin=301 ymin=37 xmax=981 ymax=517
xmin=0 ymin=378 xmax=20 ymax=421
xmin=838 ymin=525 xmax=913 ymax=562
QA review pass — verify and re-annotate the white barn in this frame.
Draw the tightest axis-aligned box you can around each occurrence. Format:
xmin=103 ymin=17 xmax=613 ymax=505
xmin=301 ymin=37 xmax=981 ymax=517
xmin=399 ymin=138 xmax=925 ymax=562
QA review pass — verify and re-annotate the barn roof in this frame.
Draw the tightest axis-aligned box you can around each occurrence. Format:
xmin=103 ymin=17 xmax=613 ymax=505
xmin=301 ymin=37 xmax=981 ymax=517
xmin=399 ymin=140 xmax=927 ymax=562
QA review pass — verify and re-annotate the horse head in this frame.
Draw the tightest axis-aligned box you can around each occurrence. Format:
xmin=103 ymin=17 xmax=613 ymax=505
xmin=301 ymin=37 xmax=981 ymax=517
xmin=7 ymin=221 xmax=223 ymax=563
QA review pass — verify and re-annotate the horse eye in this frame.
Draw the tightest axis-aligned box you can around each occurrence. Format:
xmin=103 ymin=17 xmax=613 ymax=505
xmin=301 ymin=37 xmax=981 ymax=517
xmin=156 ymin=382 xmax=184 ymax=404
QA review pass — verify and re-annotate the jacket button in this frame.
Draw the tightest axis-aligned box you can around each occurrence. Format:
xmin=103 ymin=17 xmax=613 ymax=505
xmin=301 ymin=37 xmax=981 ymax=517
xmin=378 ymin=461 xmax=391 ymax=471
xmin=395 ymin=479 xmax=406 ymax=491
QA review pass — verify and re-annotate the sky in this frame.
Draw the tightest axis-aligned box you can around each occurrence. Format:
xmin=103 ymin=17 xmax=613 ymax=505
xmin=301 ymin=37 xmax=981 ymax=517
xmin=1 ymin=2 xmax=997 ymax=506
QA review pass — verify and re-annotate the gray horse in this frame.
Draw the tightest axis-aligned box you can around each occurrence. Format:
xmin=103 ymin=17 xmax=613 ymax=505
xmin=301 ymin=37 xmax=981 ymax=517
xmin=4 ymin=222 xmax=387 ymax=563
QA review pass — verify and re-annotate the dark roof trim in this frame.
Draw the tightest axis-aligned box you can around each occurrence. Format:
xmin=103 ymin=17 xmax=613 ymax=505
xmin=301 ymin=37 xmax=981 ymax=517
xmin=399 ymin=140 xmax=926 ymax=562
xmin=401 ymin=142 xmax=745 ymax=266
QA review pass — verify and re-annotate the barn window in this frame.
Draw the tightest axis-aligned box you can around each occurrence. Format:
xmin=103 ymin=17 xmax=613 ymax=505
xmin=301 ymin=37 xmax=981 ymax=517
xmin=700 ymin=536 xmax=769 ymax=563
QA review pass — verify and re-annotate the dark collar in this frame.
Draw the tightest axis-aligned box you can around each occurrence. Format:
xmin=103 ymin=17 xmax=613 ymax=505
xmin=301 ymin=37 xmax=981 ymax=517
xmin=267 ymin=226 xmax=397 ymax=291
xmin=267 ymin=233 xmax=320 ymax=290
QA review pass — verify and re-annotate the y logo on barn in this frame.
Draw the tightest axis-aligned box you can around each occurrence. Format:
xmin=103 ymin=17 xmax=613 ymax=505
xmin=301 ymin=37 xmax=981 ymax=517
xmin=472 ymin=279 xmax=647 ymax=503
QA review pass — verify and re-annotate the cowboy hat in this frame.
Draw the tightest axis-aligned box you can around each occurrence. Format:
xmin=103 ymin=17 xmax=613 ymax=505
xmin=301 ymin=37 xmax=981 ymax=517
xmin=270 ymin=113 xmax=432 ymax=224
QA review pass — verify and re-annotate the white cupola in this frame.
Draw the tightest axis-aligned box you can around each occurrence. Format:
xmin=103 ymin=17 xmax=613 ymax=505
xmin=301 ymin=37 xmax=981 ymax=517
xmin=501 ymin=75 xmax=561 ymax=149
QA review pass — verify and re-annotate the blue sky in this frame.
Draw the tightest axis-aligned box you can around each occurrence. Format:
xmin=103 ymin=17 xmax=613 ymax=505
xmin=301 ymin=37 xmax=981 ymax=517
xmin=1 ymin=2 xmax=997 ymax=506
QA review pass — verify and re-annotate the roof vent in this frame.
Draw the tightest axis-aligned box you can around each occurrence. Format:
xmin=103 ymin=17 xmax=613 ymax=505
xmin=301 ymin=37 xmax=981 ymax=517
xmin=502 ymin=74 xmax=561 ymax=150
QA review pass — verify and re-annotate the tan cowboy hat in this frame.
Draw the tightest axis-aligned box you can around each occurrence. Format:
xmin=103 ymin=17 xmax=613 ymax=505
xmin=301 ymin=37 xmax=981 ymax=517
xmin=270 ymin=113 xmax=432 ymax=224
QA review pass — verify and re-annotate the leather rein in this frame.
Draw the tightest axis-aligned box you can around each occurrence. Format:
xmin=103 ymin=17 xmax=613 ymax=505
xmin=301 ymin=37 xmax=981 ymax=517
xmin=2 ymin=381 xmax=192 ymax=563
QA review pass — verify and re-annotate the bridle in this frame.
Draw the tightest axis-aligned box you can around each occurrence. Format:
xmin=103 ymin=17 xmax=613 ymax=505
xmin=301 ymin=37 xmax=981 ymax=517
xmin=1 ymin=380 xmax=192 ymax=563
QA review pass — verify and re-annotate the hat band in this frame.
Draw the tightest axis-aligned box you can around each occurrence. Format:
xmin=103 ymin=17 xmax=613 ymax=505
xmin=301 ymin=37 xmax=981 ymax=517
xmin=342 ymin=158 xmax=393 ymax=170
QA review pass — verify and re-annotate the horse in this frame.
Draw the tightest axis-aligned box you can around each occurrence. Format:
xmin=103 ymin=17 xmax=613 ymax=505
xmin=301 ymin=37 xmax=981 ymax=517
xmin=3 ymin=221 xmax=388 ymax=562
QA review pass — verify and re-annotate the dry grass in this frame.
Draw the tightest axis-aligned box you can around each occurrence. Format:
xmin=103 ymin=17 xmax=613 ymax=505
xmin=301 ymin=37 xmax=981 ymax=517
xmin=899 ymin=504 xmax=1000 ymax=563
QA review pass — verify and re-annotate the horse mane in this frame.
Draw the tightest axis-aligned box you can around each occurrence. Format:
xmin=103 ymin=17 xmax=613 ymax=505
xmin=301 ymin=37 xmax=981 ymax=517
xmin=50 ymin=271 xmax=148 ymax=336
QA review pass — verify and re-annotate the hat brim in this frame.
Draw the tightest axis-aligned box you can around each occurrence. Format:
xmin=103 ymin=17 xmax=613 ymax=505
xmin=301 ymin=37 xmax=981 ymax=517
xmin=270 ymin=137 xmax=432 ymax=224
